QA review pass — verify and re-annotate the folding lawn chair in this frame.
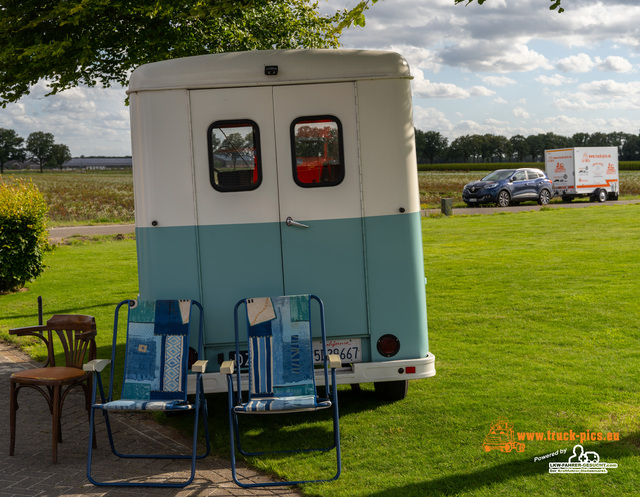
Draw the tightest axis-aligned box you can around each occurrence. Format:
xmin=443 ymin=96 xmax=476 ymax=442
xmin=85 ymin=299 xmax=210 ymax=487
xmin=222 ymin=294 xmax=341 ymax=487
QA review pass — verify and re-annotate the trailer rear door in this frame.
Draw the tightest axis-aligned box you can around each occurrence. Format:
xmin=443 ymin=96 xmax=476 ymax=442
xmin=189 ymin=82 xmax=368 ymax=347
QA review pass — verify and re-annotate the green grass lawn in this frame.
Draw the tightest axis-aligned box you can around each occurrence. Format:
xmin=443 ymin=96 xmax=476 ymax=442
xmin=1 ymin=204 xmax=639 ymax=495
xmin=0 ymin=239 xmax=138 ymax=360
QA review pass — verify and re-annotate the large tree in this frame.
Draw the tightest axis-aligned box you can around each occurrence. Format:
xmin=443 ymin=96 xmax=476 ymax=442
xmin=0 ymin=128 xmax=24 ymax=174
xmin=509 ymin=134 xmax=529 ymax=162
xmin=0 ymin=0 xmax=378 ymax=106
xmin=415 ymin=129 xmax=448 ymax=164
xmin=48 ymin=143 xmax=72 ymax=170
xmin=26 ymin=132 xmax=55 ymax=173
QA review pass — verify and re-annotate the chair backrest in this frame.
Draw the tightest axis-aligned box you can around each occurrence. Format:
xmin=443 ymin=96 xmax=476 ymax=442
xmin=44 ymin=314 xmax=97 ymax=368
xmin=242 ymin=295 xmax=316 ymax=399
xmin=120 ymin=300 xmax=194 ymax=402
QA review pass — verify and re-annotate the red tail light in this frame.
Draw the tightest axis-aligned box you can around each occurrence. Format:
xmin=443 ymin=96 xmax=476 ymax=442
xmin=377 ymin=334 xmax=400 ymax=357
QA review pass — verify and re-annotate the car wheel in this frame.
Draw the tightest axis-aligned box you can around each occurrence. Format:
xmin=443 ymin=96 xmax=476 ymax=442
xmin=374 ymin=380 xmax=408 ymax=401
xmin=496 ymin=190 xmax=511 ymax=207
xmin=597 ymin=188 xmax=607 ymax=202
xmin=538 ymin=189 xmax=551 ymax=205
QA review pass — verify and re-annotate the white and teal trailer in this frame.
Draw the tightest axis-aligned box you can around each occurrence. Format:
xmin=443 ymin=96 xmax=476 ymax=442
xmin=128 ymin=49 xmax=435 ymax=400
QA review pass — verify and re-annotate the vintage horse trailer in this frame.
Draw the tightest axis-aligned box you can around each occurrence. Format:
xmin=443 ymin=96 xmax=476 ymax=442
xmin=127 ymin=49 xmax=435 ymax=399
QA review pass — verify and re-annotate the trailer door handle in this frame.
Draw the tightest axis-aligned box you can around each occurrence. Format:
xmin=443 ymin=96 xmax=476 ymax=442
xmin=286 ymin=217 xmax=310 ymax=229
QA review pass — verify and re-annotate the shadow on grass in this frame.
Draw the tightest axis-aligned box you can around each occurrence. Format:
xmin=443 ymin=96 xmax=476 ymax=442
xmin=4 ymin=301 xmax=118 ymax=322
xmin=365 ymin=433 xmax=640 ymax=497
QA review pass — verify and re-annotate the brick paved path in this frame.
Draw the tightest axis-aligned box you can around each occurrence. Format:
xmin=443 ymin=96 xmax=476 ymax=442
xmin=0 ymin=342 xmax=300 ymax=496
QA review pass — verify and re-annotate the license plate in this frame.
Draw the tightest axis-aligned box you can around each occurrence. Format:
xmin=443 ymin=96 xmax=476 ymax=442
xmin=229 ymin=338 xmax=362 ymax=368
xmin=229 ymin=350 xmax=249 ymax=368
xmin=469 ymin=198 xmax=478 ymax=202
xmin=313 ymin=338 xmax=362 ymax=364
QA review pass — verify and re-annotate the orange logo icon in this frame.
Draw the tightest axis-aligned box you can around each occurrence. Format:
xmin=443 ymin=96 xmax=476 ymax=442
xmin=607 ymin=164 xmax=616 ymax=174
xmin=555 ymin=163 xmax=566 ymax=173
xmin=483 ymin=419 xmax=525 ymax=453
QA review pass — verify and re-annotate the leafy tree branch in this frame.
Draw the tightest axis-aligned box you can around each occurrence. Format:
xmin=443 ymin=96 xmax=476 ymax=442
xmin=0 ymin=0 xmax=378 ymax=106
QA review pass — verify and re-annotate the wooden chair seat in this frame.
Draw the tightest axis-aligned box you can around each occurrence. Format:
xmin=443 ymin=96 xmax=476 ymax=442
xmin=12 ymin=367 xmax=90 ymax=383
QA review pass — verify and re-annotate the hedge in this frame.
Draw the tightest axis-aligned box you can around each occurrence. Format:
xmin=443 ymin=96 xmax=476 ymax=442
xmin=0 ymin=179 xmax=49 ymax=293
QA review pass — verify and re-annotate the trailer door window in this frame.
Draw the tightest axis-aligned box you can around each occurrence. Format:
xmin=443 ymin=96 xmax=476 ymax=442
xmin=208 ymin=120 xmax=261 ymax=192
xmin=291 ymin=116 xmax=344 ymax=187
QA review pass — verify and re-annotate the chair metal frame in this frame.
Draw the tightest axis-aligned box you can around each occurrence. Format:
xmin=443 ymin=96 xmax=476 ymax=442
xmin=9 ymin=314 xmax=98 ymax=463
xmin=223 ymin=294 xmax=341 ymax=487
xmin=86 ymin=299 xmax=210 ymax=488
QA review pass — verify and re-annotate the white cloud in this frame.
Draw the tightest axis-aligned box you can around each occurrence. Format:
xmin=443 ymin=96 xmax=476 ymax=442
xmin=453 ymin=120 xmax=484 ymax=135
xmin=556 ymin=54 xmax=635 ymax=74
xmin=513 ymin=107 xmax=530 ymax=119
xmin=469 ymin=86 xmax=495 ymax=97
xmin=485 ymin=117 xmax=509 ymax=126
xmin=597 ymin=55 xmax=634 ymax=72
xmin=556 ymin=53 xmax=595 ymax=73
xmin=0 ymin=83 xmax=130 ymax=156
xmin=540 ymin=113 xmax=639 ymax=136
xmin=440 ymin=41 xmax=551 ymax=73
xmin=391 ymin=45 xmax=442 ymax=74
xmin=413 ymin=106 xmax=454 ymax=133
xmin=554 ymin=80 xmax=640 ymax=111
xmin=535 ymin=74 xmax=576 ymax=86
xmin=480 ymin=75 xmax=517 ymax=87
xmin=579 ymin=79 xmax=640 ymax=97
xmin=412 ymin=76 xmax=471 ymax=99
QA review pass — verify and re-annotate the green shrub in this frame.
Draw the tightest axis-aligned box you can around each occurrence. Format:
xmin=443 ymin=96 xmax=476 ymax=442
xmin=0 ymin=179 xmax=49 ymax=292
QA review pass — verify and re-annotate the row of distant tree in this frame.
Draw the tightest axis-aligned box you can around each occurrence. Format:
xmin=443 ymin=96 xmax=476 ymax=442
xmin=415 ymin=130 xmax=640 ymax=164
xmin=0 ymin=128 xmax=71 ymax=174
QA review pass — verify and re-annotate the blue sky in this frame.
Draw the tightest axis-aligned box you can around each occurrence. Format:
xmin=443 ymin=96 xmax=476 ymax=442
xmin=1 ymin=0 xmax=639 ymax=156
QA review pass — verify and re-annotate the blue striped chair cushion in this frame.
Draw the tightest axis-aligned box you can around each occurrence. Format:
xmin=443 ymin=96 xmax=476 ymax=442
xmin=94 ymin=399 xmax=193 ymax=411
xmin=249 ymin=335 xmax=273 ymax=396
xmin=233 ymin=395 xmax=332 ymax=413
xmin=237 ymin=295 xmax=324 ymax=414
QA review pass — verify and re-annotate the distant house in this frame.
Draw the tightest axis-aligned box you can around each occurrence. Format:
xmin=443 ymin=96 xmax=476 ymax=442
xmin=63 ymin=157 xmax=133 ymax=170
xmin=5 ymin=160 xmax=39 ymax=170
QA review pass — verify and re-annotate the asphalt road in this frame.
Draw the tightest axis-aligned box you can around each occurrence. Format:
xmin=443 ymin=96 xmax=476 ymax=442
xmin=48 ymin=223 xmax=135 ymax=243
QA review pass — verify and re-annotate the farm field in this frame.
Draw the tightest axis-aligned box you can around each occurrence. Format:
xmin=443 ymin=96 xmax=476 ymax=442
xmin=2 ymin=169 xmax=640 ymax=224
xmin=1 ymin=203 xmax=639 ymax=496
xmin=1 ymin=170 xmax=134 ymax=225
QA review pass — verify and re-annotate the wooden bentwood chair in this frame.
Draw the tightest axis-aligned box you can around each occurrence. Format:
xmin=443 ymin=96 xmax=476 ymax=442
xmin=9 ymin=314 xmax=97 ymax=463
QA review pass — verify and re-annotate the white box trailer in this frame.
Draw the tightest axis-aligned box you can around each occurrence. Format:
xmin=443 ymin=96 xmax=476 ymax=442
xmin=127 ymin=49 xmax=435 ymax=400
xmin=545 ymin=147 xmax=619 ymax=202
